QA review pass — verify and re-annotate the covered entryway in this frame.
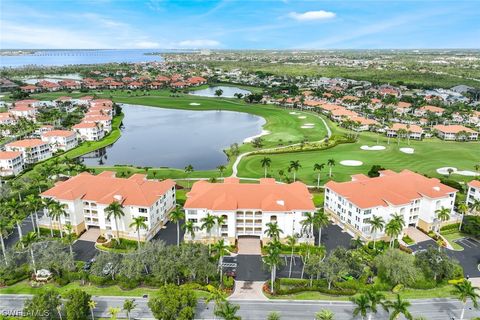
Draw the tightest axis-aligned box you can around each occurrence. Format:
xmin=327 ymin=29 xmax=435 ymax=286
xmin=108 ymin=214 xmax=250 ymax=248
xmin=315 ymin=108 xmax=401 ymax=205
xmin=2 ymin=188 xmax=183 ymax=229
xmin=79 ymin=227 xmax=100 ymax=242
xmin=404 ymin=226 xmax=430 ymax=244
xmin=237 ymin=236 xmax=261 ymax=255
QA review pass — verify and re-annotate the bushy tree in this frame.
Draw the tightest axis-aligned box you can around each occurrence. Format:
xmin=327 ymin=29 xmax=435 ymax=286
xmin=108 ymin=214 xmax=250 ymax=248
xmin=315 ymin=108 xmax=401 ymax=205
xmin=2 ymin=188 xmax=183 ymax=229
xmin=414 ymin=247 xmax=458 ymax=282
xmin=64 ymin=289 xmax=91 ymax=320
xmin=374 ymin=249 xmax=419 ymax=286
xmin=148 ymin=284 xmax=196 ymax=320
xmin=34 ymin=241 xmax=76 ymax=277
xmin=24 ymin=289 xmax=61 ymax=320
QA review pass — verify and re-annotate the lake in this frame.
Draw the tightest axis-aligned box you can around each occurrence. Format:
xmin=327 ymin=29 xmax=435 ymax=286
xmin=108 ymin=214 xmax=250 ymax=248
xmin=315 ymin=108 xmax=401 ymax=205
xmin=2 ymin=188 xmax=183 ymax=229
xmin=79 ymin=104 xmax=265 ymax=170
xmin=189 ymin=86 xmax=251 ymax=98
xmin=0 ymin=49 xmax=163 ymax=67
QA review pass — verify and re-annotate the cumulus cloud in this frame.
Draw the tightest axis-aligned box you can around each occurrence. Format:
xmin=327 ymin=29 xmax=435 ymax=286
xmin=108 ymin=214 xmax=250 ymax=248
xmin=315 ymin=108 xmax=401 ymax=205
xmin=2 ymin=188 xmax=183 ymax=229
xmin=176 ymin=39 xmax=221 ymax=48
xmin=288 ymin=10 xmax=336 ymax=22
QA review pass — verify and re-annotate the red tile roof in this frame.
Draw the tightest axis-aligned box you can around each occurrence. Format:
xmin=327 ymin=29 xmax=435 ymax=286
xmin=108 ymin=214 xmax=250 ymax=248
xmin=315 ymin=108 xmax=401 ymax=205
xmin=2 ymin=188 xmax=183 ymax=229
xmin=0 ymin=151 xmax=22 ymax=160
xmin=433 ymin=125 xmax=477 ymax=134
xmin=6 ymin=139 xmax=47 ymax=148
xmin=41 ymin=130 xmax=76 ymax=138
xmin=468 ymin=180 xmax=480 ymax=188
xmin=185 ymin=178 xmax=315 ymax=211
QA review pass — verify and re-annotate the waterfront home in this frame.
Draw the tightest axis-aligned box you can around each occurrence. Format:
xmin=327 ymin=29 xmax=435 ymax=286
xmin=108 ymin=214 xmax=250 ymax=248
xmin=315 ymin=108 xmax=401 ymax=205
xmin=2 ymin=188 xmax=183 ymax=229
xmin=20 ymin=85 xmax=38 ymax=93
xmin=171 ymin=81 xmax=188 ymax=89
xmin=72 ymin=122 xmax=105 ymax=141
xmin=466 ymin=180 xmax=480 ymax=208
xmin=40 ymin=171 xmax=176 ymax=241
xmin=184 ymin=178 xmax=315 ymax=244
xmin=38 ymin=80 xmax=61 ymax=92
xmin=82 ymin=115 xmax=112 ymax=132
xmin=186 ymin=76 xmax=207 ymax=86
xmin=5 ymin=139 xmax=52 ymax=164
xmin=58 ymin=80 xmax=81 ymax=90
xmin=41 ymin=130 xmax=78 ymax=152
xmin=432 ymin=125 xmax=478 ymax=141
xmin=324 ymin=170 xmax=458 ymax=240
xmin=0 ymin=151 xmax=24 ymax=177
xmin=386 ymin=123 xmax=423 ymax=140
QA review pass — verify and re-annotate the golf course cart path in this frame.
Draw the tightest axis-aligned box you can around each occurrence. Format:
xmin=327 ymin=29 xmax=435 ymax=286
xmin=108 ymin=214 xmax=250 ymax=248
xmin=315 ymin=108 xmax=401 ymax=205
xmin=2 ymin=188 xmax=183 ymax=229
xmin=231 ymin=112 xmax=332 ymax=178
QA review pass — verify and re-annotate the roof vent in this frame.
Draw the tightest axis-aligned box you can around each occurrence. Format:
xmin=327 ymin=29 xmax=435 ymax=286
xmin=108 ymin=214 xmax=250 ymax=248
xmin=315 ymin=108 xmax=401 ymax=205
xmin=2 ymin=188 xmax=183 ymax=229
xmin=113 ymin=194 xmax=123 ymax=202
xmin=433 ymin=186 xmax=440 ymax=192
xmin=276 ymin=200 xmax=285 ymax=206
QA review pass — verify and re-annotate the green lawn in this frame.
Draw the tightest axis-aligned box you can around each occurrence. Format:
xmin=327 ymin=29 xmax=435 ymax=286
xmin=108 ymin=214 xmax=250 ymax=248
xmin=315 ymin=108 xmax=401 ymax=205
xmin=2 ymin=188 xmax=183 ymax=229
xmin=0 ymin=280 xmax=208 ymax=299
xmin=441 ymin=231 xmax=468 ymax=251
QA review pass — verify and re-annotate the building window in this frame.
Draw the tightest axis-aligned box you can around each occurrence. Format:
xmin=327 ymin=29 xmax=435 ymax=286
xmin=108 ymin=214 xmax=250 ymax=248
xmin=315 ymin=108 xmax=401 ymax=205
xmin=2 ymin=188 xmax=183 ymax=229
xmin=139 ymin=208 xmax=147 ymax=213
xmin=270 ymin=215 xmax=277 ymax=222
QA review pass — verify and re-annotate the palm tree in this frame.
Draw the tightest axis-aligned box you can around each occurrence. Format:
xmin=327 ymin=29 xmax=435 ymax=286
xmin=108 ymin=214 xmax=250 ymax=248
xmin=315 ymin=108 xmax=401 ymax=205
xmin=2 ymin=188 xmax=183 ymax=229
xmin=263 ymin=241 xmax=281 ymax=294
xmin=470 ymin=198 xmax=480 ymax=215
xmin=129 ymin=217 xmax=147 ymax=249
xmin=267 ymin=311 xmax=281 ymax=320
xmin=385 ymin=214 xmax=405 ymax=248
xmin=213 ymin=239 xmax=229 ymax=282
xmin=107 ymin=307 xmax=120 ymax=320
xmin=122 ymin=299 xmax=136 ymax=320
xmin=20 ymin=231 xmax=38 ymax=273
xmin=327 ymin=159 xmax=335 ymax=178
xmin=365 ymin=288 xmax=386 ymax=320
xmin=42 ymin=197 xmax=57 ymax=237
xmin=300 ymin=212 xmax=315 ymax=239
xmin=63 ymin=223 xmax=76 ymax=257
xmin=205 ymin=284 xmax=227 ymax=319
xmin=384 ymin=294 xmax=412 ymax=320
xmin=264 ymin=222 xmax=283 ymax=241
xmin=369 ymin=215 xmax=385 ymax=249
xmin=434 ymin=206 xmax=450 ymax=234
xmin=457 ymin=203 xmax=468 ymax=231
xmin=49 ymin=201 xmax=68 ymax=238
xmin=351 ymin=294 xmax=371 ymax=320
xmin=286 ymin=235 xmax=297 ymax=278
xmin=260 ymin=157 xmax=272 ymax=178
xmin=88 ymin=300 xmax=96 ymax=320
xmin=4 ymin=199 xmax=25 ymax=246
xmin=169 ymin=205 xmax=184 ymax=247
xmin=315 ymin=309 xmax=334 ymax=320
xmin=182 ymin=220 xmax=196 ymax=241
xmin=313 ymin=163 xmax=325 ymax=188
xmin=288 ymin=160 xmax=301 ymax=182
xmin=451 ymin=280 xmax=479 ymax=320
xmin=105 ymin=201 xmax=125 ymax=241
xmin=25 ymin=194 xmax=41 ymax=234
xmin=201 ymin=213 xmax=217 ymax=252
xmin=0 ymin=217 xmax=12 ymax=265
xmin=214 ymin=301 xmax=241 ymax=320
xmin=184 ymin=164 xmax=194 ymax=189
xmin=217 ymin=165 xmax=226 ymax=178
xmin=216 ymin=215 xmax=226 ymax=238
xmin=313 ymin=209 xmax=329 ymax=246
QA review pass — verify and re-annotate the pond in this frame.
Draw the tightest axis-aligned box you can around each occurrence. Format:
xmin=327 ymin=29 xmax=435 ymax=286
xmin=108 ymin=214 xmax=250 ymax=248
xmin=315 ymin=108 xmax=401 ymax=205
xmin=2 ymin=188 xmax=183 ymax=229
xmin=79 ymin=104 xmax=265 ymax=170
xmin=189 ymin=86 xmax=251 ymax=98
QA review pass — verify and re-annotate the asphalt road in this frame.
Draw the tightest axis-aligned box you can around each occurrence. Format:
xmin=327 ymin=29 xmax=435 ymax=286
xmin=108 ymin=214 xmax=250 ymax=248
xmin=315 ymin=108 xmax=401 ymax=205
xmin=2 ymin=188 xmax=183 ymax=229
xmin=1 ymin=294 xmax=478 ymax=320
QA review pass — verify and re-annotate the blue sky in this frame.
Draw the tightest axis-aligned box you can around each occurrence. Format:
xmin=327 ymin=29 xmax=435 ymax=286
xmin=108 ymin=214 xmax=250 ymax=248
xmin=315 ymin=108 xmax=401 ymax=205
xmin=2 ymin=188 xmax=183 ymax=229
xmin=1 ymin=0 xmax=479 ymax=49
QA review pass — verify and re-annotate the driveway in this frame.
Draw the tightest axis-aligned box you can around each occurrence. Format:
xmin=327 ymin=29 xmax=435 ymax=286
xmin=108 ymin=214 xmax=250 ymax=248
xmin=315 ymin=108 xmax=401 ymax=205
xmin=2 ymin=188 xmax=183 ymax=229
xmin=151 ymin=220 xmax=185 ymax=246
xmin=314 ymin=223 xmax=353 ymax=251
xmin=229 ymin=281 xmax=267 ymax=300
xmin=235 ymin=255 xmax=269 ymax=281
xmin=72 ymin=240 xmax=97 ymax=262
xmin=404 ymin=226 xmax=431 ymax=243
xmin=238 ymin=237 xmax=261 ymax=254
xmin=79 ymin=227 xmax=100 ymax=242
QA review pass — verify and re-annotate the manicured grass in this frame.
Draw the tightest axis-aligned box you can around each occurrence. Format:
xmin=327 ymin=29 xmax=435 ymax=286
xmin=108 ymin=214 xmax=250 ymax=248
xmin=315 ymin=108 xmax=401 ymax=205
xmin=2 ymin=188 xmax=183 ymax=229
xmin=238 ymin=121 xmax=480 ymax=185
xmin=441 ymin=231 xmax=468 ymax=251
xmin=0 ymin=280 xmax=208 ymax=299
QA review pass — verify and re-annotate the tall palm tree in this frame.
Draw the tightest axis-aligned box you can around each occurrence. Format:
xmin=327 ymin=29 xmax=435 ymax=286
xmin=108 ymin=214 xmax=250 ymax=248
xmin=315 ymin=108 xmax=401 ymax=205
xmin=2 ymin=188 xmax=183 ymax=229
xmin=63 ymin=223 xmax=76 ymax=257
xmin=327 ymin=159 xmax=335 ymax=178
xmin=201 ymin=213 xmax=217 ymax=252
xmin=369 ymin=215 xmax=385 ymax=249
xmin=184 ymin=164 xmax=194 ymax=189
xmin=288 ymin=160 xmax=302 ymax=182
xmin=182 ymin=220 xmax=196 ymax=241
xmin=384 ymin=294 xmax=412 ymax=320
xmin=434 ymin=206 xmax=450 ymax=234
xmin=0 ymin=217 xmax=12 ymax=265
xmin=129 ymin=217 xmax=148 ymax=249
xmin=24 ymin=194 xmax=41 ymax=234
xmin=213 ymin=239 xmax=229 ymax=282
xmin=260 ymin=157 xmax=272 ymax=178
xmin=300 ymin=212 xmax=315 ymax=239
xmin=88 ymin=300 xmax=96 ymax=320
xmin=385 ymin=218 xmax=402 ymax=248
xmin=122 ymin=298 xmax=136 ymax=320
xmin=216 ymin=215 xmax=226 ymax=238
xmin=263 ymin=240 xmax=282 ymax=294
xmin=4 ymin=199 xmax=25 ymax=246
xmin=264 ymin=222 xmax=283 ymax=241
xmin=451 ymin=280 xmax=479 ymax=320
xmin=365 ymin=288 xmax=386 ymax=320
xmin=20 ymin=231 xmax=38 ymax=273
xmin=470 ymin=198 xmax=480 ymax=215
xmin=315 ymin=309 xmax=334 ymax=320
xmin=457 ymin=203 xmax=468 ymax=231
xmin=351 ymin=294 xmax=371 ymax=320
xmin=105 ymin=201 xmax=125 ymax=241
xmin=169 ymin=205 xmax=184 ymax=247
xmin=42 ymin=197 xmax=57 ymax=237
xmin=313 ymin=163 xmax=325 ymax=188
xmin=313 ymin=209 xmax=329 ymax=246
xmin=49 ymin=201 xmax=68 ymax=238
xmin=214 ymin=301 xmax=241 ymax=320
xmin=286 ymin=235 xmax=297 ymax=278
xmin=217 ymin=165 xmax=226 ymax=178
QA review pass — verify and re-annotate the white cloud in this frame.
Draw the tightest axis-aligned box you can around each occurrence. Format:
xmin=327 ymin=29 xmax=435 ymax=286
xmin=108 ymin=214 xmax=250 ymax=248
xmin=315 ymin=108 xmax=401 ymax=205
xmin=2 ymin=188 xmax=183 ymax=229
xmin=176 ymin=39 xmax=221 ymax=48
xmin=288 ymin=10 xmax=336 ymax=22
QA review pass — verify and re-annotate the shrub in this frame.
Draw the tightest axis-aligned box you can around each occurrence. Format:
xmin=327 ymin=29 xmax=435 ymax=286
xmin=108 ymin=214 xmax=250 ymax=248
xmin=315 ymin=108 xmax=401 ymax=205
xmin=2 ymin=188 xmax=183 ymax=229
xmin=461 ymin=216 xmax=480 ymax=237
xmin=440 ymin=223 xmax=460 ymax=232
xmin=409 ymin=278 xmax=436 ymax=289
xmin=222 ymin=276 xmax=234 ymax=289
xmin=448 ymin=279 xmax=465 ymax=285
xmin=392 ymin=284 xmax=404 ymax=293
xmin=439 ymin=178 xmax=463 ymax=192
xmin=402 ymin=235 xmax=415 ymax=245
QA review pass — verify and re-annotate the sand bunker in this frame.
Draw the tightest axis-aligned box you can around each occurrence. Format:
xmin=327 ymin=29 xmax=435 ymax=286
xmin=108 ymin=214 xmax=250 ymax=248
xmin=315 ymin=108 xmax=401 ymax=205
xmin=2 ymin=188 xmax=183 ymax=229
xmin=304 ymin=123 xmax=315 ymax=126
xmin=301 ymin=125 xmax=314 ymax=129
xmin=361 ymin=145 xmax=386 ymax=151
xmin=243 ymin=130 xmax=271 ymax=143
xmin=437 ymin=167 xmax=480 ymax=176
xmin=298 ymin=116 xmax=306 ymax=119
xmin=340 ymin=160 xmax=363 ymax=166
xmin=189 ymin=103 xmax=201 ymax=106
xmin=400 ymin=147 xmax=414 ymax=154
